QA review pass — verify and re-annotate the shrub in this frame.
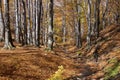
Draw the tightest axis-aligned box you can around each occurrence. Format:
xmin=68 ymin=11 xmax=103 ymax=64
xmin=48 ymin=65 xmax=64 ymax=80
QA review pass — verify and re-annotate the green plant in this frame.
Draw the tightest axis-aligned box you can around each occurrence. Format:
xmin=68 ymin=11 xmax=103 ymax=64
xmin=48 ymin=65 xmax=64 ymax=80
xmin=76 ymin=51 xmax=82 ymax=56
xmin=104 ymin=58 xmax=120 ymax=80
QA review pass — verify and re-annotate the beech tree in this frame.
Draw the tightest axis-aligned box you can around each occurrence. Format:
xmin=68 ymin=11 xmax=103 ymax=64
xmin=47 ymin=0 xmax=54 ymax=50
xmin=21 ymin=0 xmax=27 ymax=45
xmin=86 ymin=0 xmax=92 ymax=48
xmin=14 ymin=0 xmax=20 ymax=43
xmin=3 ymin=0 xmax=14 ymax=49
xmin=27 ymin=0 xmax=32 ymax=45
xmin=94 ymin=0 xmax=101 ymax=38
xmin=102 ymin=0 xmax=108 ymax=29
xmin=0 ymin=0 xmax=5 ymax=41
xmin=74 ymin=0 xmax=82 ymax=48
xmin=35 ymin=0 xmax=42 ymax=47
xmin=62 ymin=0 xmax=66 ymax=43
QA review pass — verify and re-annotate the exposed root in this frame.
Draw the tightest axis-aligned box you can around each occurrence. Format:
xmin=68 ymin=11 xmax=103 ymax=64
xmin=3 ymin=43 xmax=15 ymax=50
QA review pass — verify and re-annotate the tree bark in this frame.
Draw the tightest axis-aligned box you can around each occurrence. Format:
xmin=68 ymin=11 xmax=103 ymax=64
xmin=87 ymin=0 xmax=91 ymax=49
xmin=94 ymin=0 xmax=101 ymax=38
xmin=47 ymin=0 xmax=54 ymax=50
xmin=32 ymin=0 xmax=36 ymax=45
xmin=0 ymin=0 xmax=5 ymax=41
xmin=14 ymin=0 xmax=20 ymax=43
xmin=3 ymin=0 xmax=14 ymax=49
xmin=21 ymin=0 xmax=27 ymax=45
xmin=75 ymin=0 xmax=82 ymax=48
xmin=62 ymin=0 xmax=66 ymax=43
xmin=102 ymin=0 xmax=108 ymax=29
xmin=27 ymin=0 xmax=31 ymax=45
xmin=35 ymin=0 xmax=42 ymax=47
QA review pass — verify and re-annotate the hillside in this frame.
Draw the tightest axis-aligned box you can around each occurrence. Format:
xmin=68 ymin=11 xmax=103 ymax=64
xmin=0 ymin=24 xmax=120 ymax=80
xmin=66 ymin=24 xmax=120 ymax=80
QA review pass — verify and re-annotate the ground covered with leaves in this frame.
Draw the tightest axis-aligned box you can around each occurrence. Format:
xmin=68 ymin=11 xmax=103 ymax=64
xmin=0 ymin=24 xmax=120 ymax=80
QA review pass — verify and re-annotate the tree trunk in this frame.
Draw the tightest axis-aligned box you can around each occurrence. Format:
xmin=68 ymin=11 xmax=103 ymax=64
xmin=102 ymin=0 xmax=108 ymax=29
xmin=75 ymin=0 xmax=82 ymax=48
xmin=18 ymin=0 xmax=24 ymax=44
xmin=44 ymin=0 xmax=49 ymax=47
xmin=87 ymin=0 xmax=91 ymax=49
xmin=94 ymin=0 xmax=101 ymax=38
xmin=47 ymin=0 xmax=54 ymax=50
xmin=27 ymin=0 xmax=31 ymax=45
xmin=14 ymin=0 xmax=20 ymax=43
xmin=62 ymin=0 xmax=66 ymax=43
xmin=21 ymin=0 xmax=27 ymax=45
xmin=3 ymin=0 xmax=14 ymax=49
xmin=0 ymin=0 xmax=5 ymax=41
xmin=32 ymin=0 xmax=36 ymax=45
xmin=35 ymin=0 xmax=42 ymax=47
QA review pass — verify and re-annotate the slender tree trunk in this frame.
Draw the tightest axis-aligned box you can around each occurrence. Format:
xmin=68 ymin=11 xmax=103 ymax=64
xmin=102 ymin=0 xmax=108 ymax=29
xmin=29 ymin=0 xmax=33 ymax=44
xmin=3 ymin=0 xmax=14 ymax=49
xmin=35 ymin=0 xmax=42 ymax=47
xmin=32 ymin=0 xmax=36 ymax=45
xmin=18 ymin=0 xmax=23 ymax=44
xmin=0 ymin=0 xmax=5 ymax=41
xmin=21 ymin=0 xmax=27 ymax=45
xmin=87 ymin=0 xmax=91 ymax=49
xmin=62 ymin=0 xmax=66 ymax=43
xmin=40 ymin=4 xmax=44 ymax=45
xmin=75 ymin=0 xmax=82 ymax=48
xmin=35 ymin=0 xmax=38 ymax=46
xmin=27 ymin=0 xmax=31 ymax=44
xmin=94 ymin=0 xmax=101 ymax=38
xmin=15 ymin=0 xmax=20 ymax=43
xmin=44 ymin=0 xmax=49 ymax=47
xmin=47 ymin=0 xmax=54 ymax=50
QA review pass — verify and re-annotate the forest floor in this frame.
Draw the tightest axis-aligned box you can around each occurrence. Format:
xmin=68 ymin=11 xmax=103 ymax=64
xmin=0 ymin=24 xmax=120 ymax=80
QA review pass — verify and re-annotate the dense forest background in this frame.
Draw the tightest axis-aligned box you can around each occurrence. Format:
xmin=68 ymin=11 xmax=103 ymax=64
xmin=0 ymin=0 xmax=120 ymax=80
xmin=0 ymin=0 xmax=119 ymax=49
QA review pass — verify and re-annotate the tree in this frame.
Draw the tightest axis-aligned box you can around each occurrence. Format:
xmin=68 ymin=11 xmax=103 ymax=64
xmin=35 ymin=0 xmax=42 ymax=47
xmin=0 ymin=0 xmax=5 ymax=41
xmin=74 ymin=0 xmax=82 ymax=48
xmin=31 ymin=0 xmax=42 ymax=47
xmin=86 ymin=0 xmax=92 ymax=49
xmin=43 ymin=0 xmax=49 ymax=47
xmin=62 ymin=0 xmax=66 ymax=43
xmin=94 ymin=0 xmax=101 ymax=38
xmin=27 ymin=0 xmax=32 ymax=45
xmin=14 ymin=0 xmax=20 ymax=43
xmin=3 ymin=0 xmax=14 ymax=49
xmin=102 ymin=0 xmax=108 ymax=29
xmin=32 ymin=0 xmax=36 ymax=46
xmin=47 ymin=0 xmax=54 ymax=50
xmin=21 ymin=0 xmax=27 ymax=45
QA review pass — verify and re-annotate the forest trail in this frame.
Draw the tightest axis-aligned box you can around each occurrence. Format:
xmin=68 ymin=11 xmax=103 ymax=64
xmin=0 ymin=24 xmax=120 ymax=80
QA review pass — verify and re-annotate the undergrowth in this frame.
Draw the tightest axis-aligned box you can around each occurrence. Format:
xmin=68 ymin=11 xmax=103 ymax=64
xmin=104 ymin=58 xmax=120 ymax=80
xmin=48 ymin=65 xmax=64 ymax=80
